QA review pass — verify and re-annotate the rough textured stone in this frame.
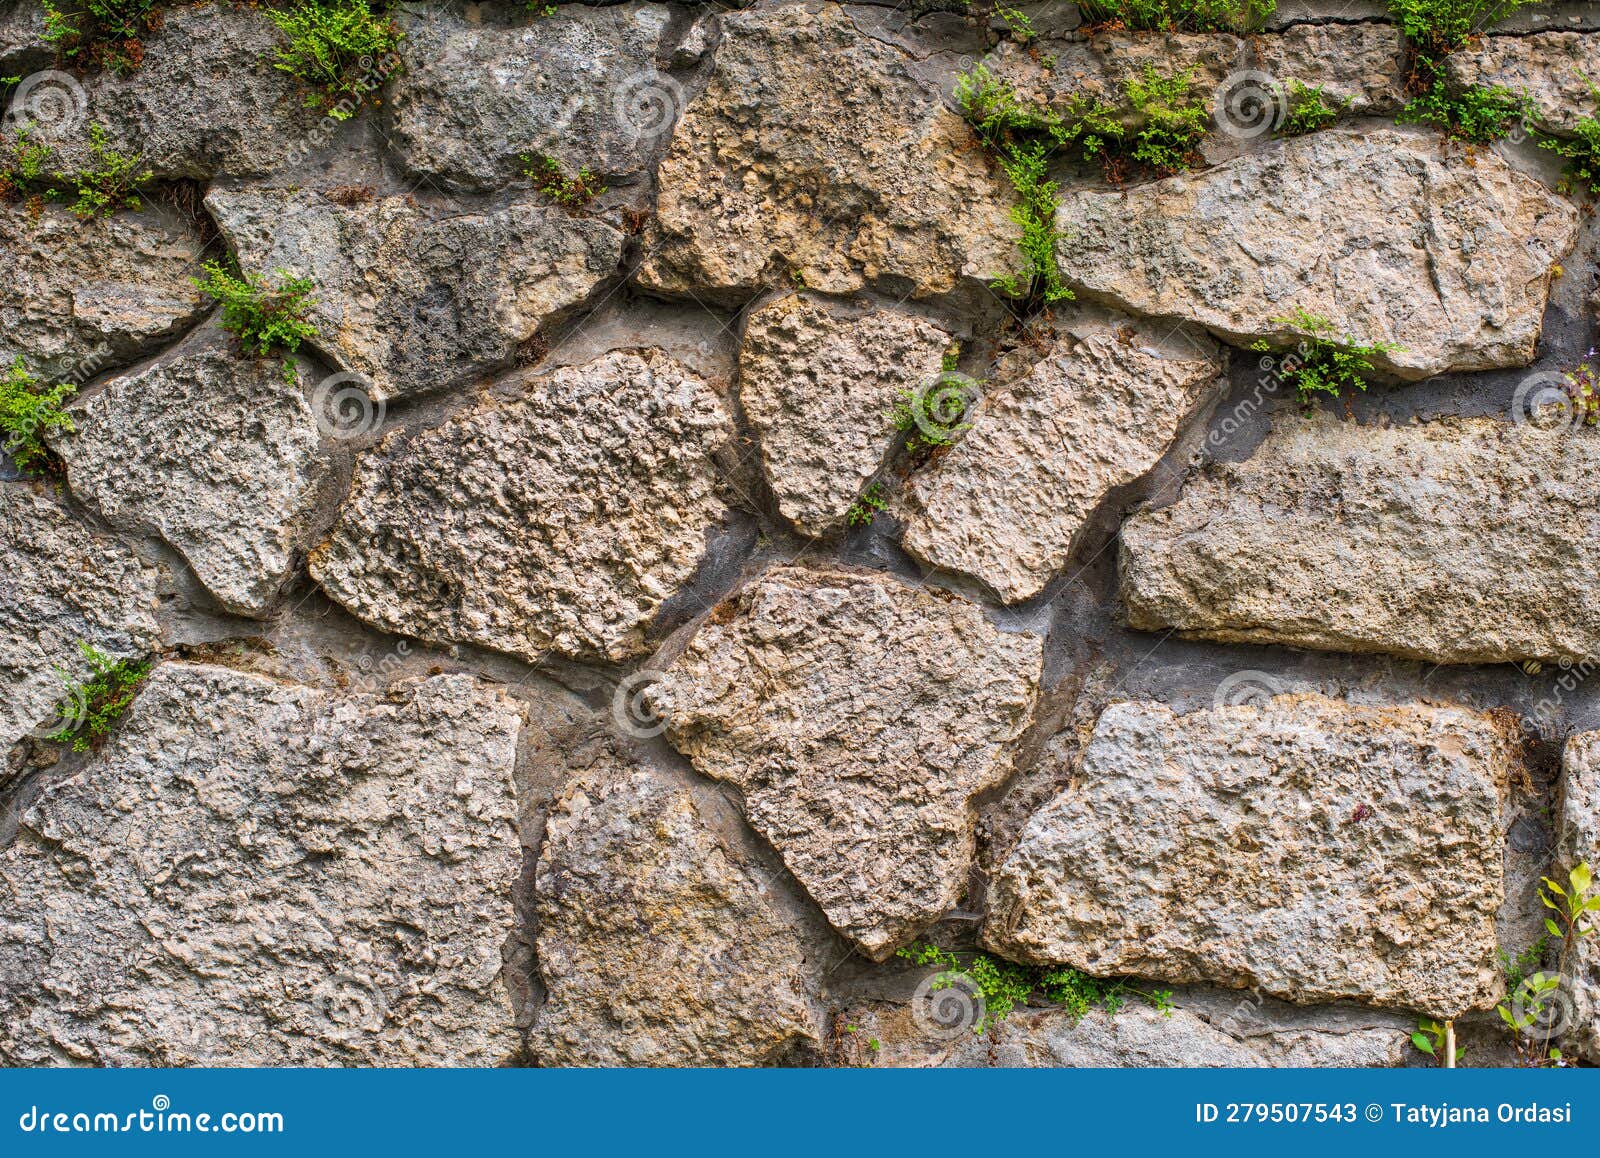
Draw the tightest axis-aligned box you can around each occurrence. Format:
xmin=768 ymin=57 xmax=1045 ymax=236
xmin=531 ymin=758 xmax=821 ymax=1066
xmin=1120 ymin=413 xmax=1600 ymax=665
xmin=987 ymin=31 xmax=1244 ymax=117
xmin=1560 ymin=731 xmax=1600 ymax=1063
xmin=901 ymin=322 xmax=1224 ymax=603
xmin=204 ymin=186 xmax=623 ymax=400
xmin=1055 ymin=129 xmax=1578 ymax=378
xmin=835 ymin=998 xmax=1409 ymax=1067
xmin=1251 ymin=22 xmax=1406 ymax=116
xmin=984 ymin=695 xmax=1512 ymax=1019
xmin=56 ymin=325 xmax=324 ymax=618
xmin=1447 ymin=32 xmax=1600 ymax=134
xmin=637 ymin=3 xmax=1025 ymax=304
xmin=0 ymin=663 xmax=523 ymax=1066
xmin=0 ymin=201 xmax=205 ymax=381
xmin=312 ymin=350 xmax=733 ymax=664
xmin=7 ymin=4 xmax=323 ymax=180
xmin=738 ymin=293 xmax=951 ymax=537
xmin=651 ymin=566 xmax=1044 ymax=959
xmin=388 ymin=3 xmax=676 ymax=191
xmin=0 ymin=484 xmax=161 ymax=750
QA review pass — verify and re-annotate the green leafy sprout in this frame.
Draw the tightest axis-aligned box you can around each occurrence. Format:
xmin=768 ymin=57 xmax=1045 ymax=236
xmin=265 ymin=0 xmax=403 ymax=121
xmin=47 ymin=642 xmax=153 ymax=752
xmin=1492 ymin=863 xmax=1596 ymax=1067
xmin=1077 ymin=0 xmax=1275 ymax=34
xmin=1538 ymin=82 xmax=1600 ymax=198
xmin=1389 ymin=0 xmax=1541 ymax=143
xmin=40 ymin=0 xmax=159 ymax=74
xmin=192 ymin=261 xmax=319 ymax=357
xmin=1250 ymin=307 xmax=1402 ymax=404
xmin=845 ymin=482 xmax=888 ymax=528
xmin=1278 ymin=81 xmax=1353 ymax=137
xmin=67 ymin=123 xmax=152 ymax=219
xmin=521 ymin=151 xmax=606 ymax=210
xmin=0 ymin=358 xmax=77 ymax=476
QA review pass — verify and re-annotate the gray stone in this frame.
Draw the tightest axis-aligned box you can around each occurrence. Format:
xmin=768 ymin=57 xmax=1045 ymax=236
xmin=0 ymin=484 xmax=161 ymax=751
xmin=1120 ymin=412 xmax=1600 ymax=665
xmin=0 ymin=201 xmax=205 ymax=382
xmin=56 ymin=324 xmax=324 ymax=617
xmin=531 ymin=757 xmax=821 ymax=1066
xmin=984 ymin=694 xmax=1513 ymax=1019
xmin=4 ymin=4 xmax=324 ymax=180
xmin=1446 ymin=32 xmax=1600 ymax=134
xmin=1251 ymin=22 xmax=1407 ymax=117
xmin=1559 ymin=730 xmax=1600 ymax=1063
xmin=388 ymin=3 xmax=677 ymax=191
xmin=1056 ymin=129 xmax=1578 ymax=379
xmin=312 ymin=350 xmax=733 ymax=664
xmin=0 ymin=662 xmax=523 ymax=1066
xmin=901 ymin=320 xmax=1224 ymax=603
xmin=738 ymin=292 xmax=951 ymax=537
xmin=637 ymin=2 xmax=1025 ymax=305
xmin=651 ymin=565 xmax=1044 ymax=960
xmin=204 ymin=185 xmax=623 ymax=400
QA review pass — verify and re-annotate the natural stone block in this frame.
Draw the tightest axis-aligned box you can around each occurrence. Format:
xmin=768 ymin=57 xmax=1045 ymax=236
xmin=1446 ymin=32 xmax=1600 ymax=135
xmin=1560 ymin=730 xmax=1600 ymax=1063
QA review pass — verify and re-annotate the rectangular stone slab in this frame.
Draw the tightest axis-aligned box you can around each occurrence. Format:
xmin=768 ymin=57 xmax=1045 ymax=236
xmin=984 ymin=694 xmax=1512 ymax=1019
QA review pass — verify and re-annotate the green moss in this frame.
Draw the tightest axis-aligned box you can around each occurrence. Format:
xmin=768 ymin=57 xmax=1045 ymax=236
xmin=265 ymin=0 xmax=403 ymax=120
xmin=0 ymin=359 xmax=76 ymax=476
xmin=47 ymin=642 xmax=153 ymax=752
xmin=192 ymin=260 xmax=319 ymax=357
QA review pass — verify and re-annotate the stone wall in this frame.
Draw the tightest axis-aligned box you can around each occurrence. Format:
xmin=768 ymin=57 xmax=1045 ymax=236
xmin=1 ymin=0 xmax=1598 ymax=1067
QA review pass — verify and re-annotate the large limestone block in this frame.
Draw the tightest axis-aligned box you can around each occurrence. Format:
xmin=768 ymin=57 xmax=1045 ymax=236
xmin=0 ymin=201 xmax=205 ymax=381
xmin=901 ymin=324 xmax=1223 ymax=603
xmin=651 ymin=566 xmax=1044 ymax=960
xmin=1251 ymin=22 xmax=1407 ymax=116
xmin=531 ymin=759 xmax=821 ymax=1066
xmin=738 ymin=293 xmax=951 ymax=537
xmin=1119 ymin=413 xmax=1600 ymax=665
xmin=1560 ymin=731 xmax=1600 ymax=1063
xmin=56 ymin=325 xmax=324 ymax=617
xmin=0 ymin=663 xmax=523 ymax=1066
xmin=0 ymin=484 xmax=161 ymax=750
xmin=637 ymin=3 xmax=1025 ymax=304
xmin=312 ymin=350 xmax=733 ymax=664
xmin=984 ymin=695 xmax=1513 ymax=1019
xmin=388 ymin=3 xmax=676 ymax=191
xmin=205 ymin=186 xmax=623 ymax=400
xmin=1446 ymin=32 xmax=1600 ymax=135
xmin=1055 ymin=129 xmax=1578 ymax=378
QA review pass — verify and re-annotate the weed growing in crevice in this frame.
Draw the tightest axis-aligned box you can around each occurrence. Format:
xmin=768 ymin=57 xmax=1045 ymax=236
xmin=1399 ymin=80 xmax=1533 ymax=145
xmin=1495 ymin=862 xmax=1595 ymax=1067
xmin=888 ymin=374 xmax=977 ymax=460
xmin=192 ymin=261 xmax=318 ymax=358
xmin=845 ymin=482 xmax=888 ymax=528
xmin=1539 ymin=90 xmax=1600 ymax=198
xmin=41 ymin=0 xmax=161 ymax=74
xmin=1411 ymin=1017 xmax=1466 ymax=1065
xmin=521 ymin=152 xmax=606 ymax=210
xmin=1077 ymin=0 xmax=1274 ymax=34
xmin=67 ymin=123 xmax=152 ymax=219
xmin=0 ymin=126 xmax=54 ymax=201
xmin=47 ymin=642 xmax=153 ymax=752
xmin=265 ymin=0 xmax=403 ymax=121
xmin=899 ymin=941 xmax=1175 ymax=1035
xmin=1250 ymin=307 xmax=1401 ymax=404
xmin=1389 ymin=0 xmax=1540 ymax=143
xmin=1388 ymin=0 xmax=1539 ymax=68
xmin=1278 ymin=81 xmax=1353 ymax=137
xmin=0 ymin=358 xmax=76 ymax=476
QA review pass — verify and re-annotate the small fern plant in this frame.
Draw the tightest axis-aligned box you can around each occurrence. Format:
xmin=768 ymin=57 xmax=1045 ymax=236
xmin=193 ymin=261 xmax=318 ymax=357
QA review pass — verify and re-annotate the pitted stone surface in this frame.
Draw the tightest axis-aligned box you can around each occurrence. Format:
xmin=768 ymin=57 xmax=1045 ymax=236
xmin=205 ymin=185 xmax=623 ymax=400
xmin=1055 ymin=129 xmax=1578 ymax=378
xmin=984 ymin=694 xmax=1512 ymax=1019
xmin=389 ymin=3 xmax=677 ymax=191
xmin=56 ymin=325 xmax=324 ymax=618
xmin=1119 ymin=413 xmax=1600 ymax=665
xmin=0 ymin=485 xmax=161 ymax=750
xmin=312 ymin=350 xmax=733 ymax=664
xmin=651 ymin=565 xmax=1044 ymax=960
xmin=1560 ymin=731 xmax=1600 ymax=1063
xmin=0 ymin=663 xmax=523 ymax=1066
xmin=1446 ymin=32 xmax=1600 ymax=134
xmin=0 ymin=202 xmax=205 ymax=381
xmin=738 ymin=293 xmax=951 ymax=537
xmin=637 ymin=3 xmax=1025 ymax=304
xmin=901 ymin=323 xmax=1224 ymax=603
xmin=531 ymin=758 xmax=821 ymax=1066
